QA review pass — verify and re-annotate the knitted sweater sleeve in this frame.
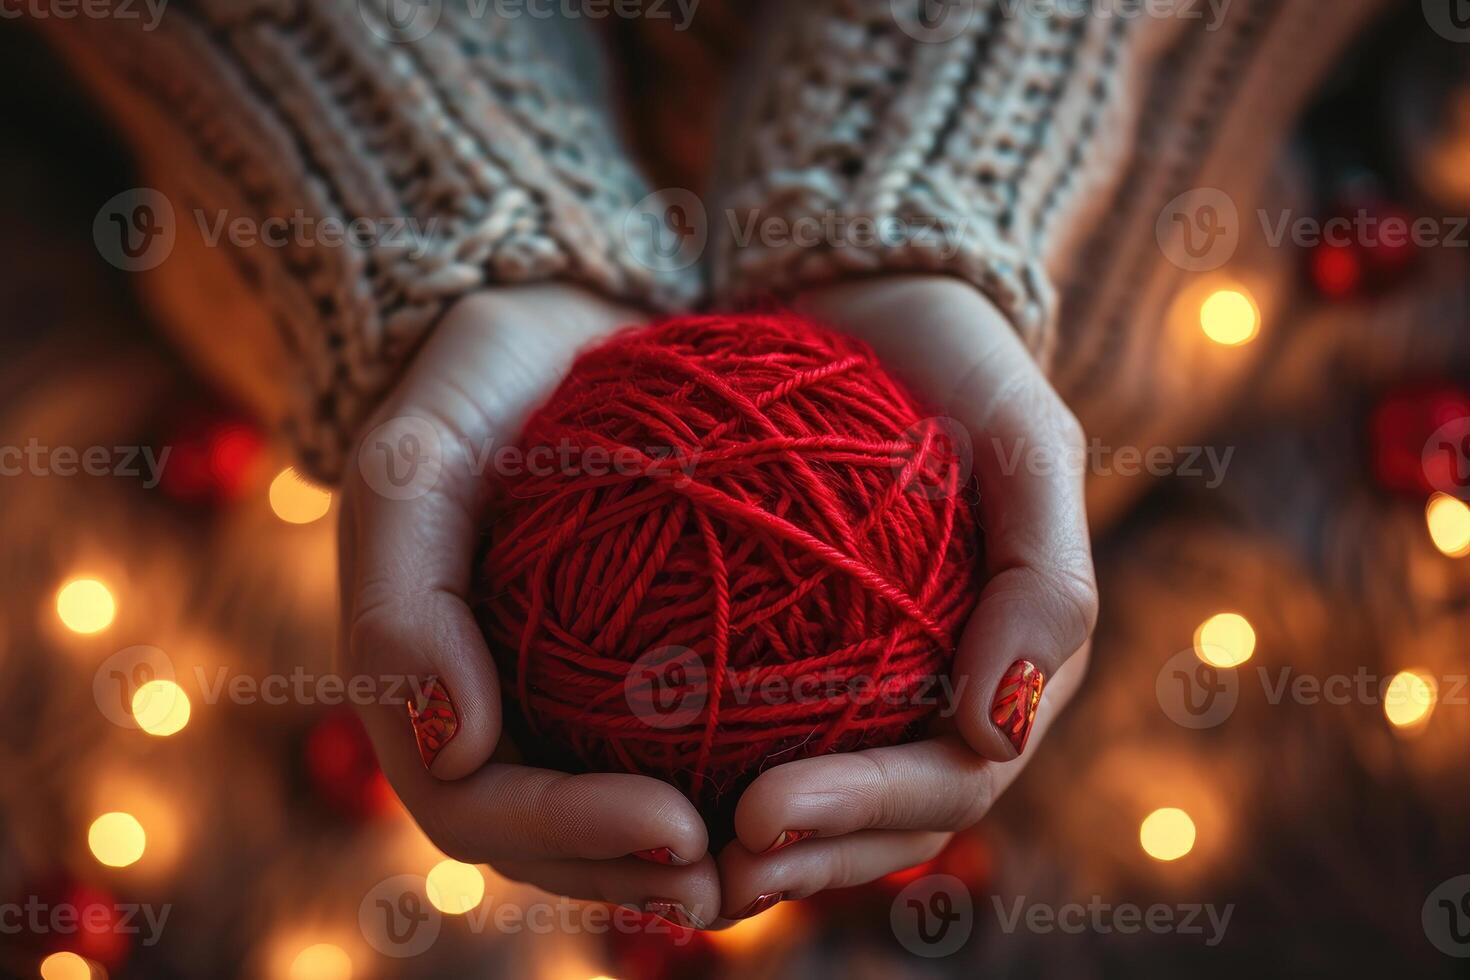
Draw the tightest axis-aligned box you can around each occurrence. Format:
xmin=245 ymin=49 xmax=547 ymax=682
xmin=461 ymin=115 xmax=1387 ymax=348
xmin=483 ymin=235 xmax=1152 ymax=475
xmin=37 ymin=0 xmax=695 ymax=480
xmin=710 ymin=0 xmax=1183 ymax=365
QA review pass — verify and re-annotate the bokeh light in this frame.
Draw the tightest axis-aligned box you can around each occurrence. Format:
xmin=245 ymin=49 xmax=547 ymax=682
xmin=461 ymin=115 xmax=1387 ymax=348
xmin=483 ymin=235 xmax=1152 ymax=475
xmin=1426 ymin=492 xmax=1470 ymax=558
xmin=1384 ymin=669 xmax=1437 ymax=730
xmin=39 ymin=952 xmax=95 ymax=980
xmin=268 ymin=468 xmax=333 ymax=525
xmin=287 ymin=944 xmax=351 ymax=980
xmin=131 ymin=680 xmax=191 ymax=737
xmin=1193 ymin=612 xmax=1257 ymax=668
xmin=1199 ymin=287 xmax=1260 ymax=346
xmin=426 ymin=859 xmax=486 ymax=915
xmin=704 ymin=899 xmax=799 ymax=954
xmin=55 ymin=578 xmax=116 ymax=634
xmin=1140 ymin=807 xmax=1196 ymax=862
xmin=88 ymin=812 xmax=146 ymax=868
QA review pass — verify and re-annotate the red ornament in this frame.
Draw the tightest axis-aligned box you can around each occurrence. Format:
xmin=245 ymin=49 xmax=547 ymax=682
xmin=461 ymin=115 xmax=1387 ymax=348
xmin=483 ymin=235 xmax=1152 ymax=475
xmin=158 ymin=412 xmax=265 ymax=504
xmin=1308 ymin=197 xmax=1421 ymax=300
xmin=479 ymin=314 xmax=982 ymax=819
xmin=61 ymin=882 xmax=131 ymax=968
xmin=304 ymin=708 xmax=395 ymax=820
xmin=1369 ymin=382 xmax=1470 ymax=496
xmin=1308 ymin=240 xmax=1363 ymax=300
xmin=7 ymin=878 xmax=131 ymax=972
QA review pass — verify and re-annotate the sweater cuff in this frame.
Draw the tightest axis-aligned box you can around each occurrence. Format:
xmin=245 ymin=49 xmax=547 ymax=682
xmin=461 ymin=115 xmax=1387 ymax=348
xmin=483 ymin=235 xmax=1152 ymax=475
xmin=43 ymin=0 xmax=698 ymax=480
xmin=712 ymin=0 xmax=1171 ymax=362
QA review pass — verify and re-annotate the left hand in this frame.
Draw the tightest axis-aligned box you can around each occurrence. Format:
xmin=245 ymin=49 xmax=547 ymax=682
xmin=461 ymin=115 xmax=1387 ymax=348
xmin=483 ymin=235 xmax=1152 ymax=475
xmin=715 ymin=275 xmax=1099 ymax=921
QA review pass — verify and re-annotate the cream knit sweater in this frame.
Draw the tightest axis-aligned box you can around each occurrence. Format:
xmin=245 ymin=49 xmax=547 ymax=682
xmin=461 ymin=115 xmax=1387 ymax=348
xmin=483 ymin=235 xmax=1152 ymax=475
xmin=36 ymin=0 xmax=1393 ymax=515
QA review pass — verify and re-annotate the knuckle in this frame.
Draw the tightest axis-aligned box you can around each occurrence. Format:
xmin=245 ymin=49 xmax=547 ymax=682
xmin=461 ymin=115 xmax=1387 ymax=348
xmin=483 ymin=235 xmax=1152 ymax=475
xmin=346 ymin=601 xmax=396 ymax=673
xmin=853 ymin=754 xmax=902 ymax=827
xmin=523 ymin=773 xmax=601 ymax=858
xmin=1035 ymin=562 xmax=1099 ymax=653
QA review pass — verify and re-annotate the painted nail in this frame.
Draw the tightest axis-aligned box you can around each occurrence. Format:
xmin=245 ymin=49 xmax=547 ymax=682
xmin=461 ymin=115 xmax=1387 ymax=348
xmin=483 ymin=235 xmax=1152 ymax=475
xmin=407 ymin=677 xmax=458 ymax=770
xmin=645 ymin=899 xmax=705 ymax=930
xmin=731 ymin=891 xmax=784 ymax=920
xmin=991 ymin=659 xmax=1045 ymax=755
xmin=632 ymin=847 xmax=689 ymax=866
xmin=764 ymin=829 xmax=817 ymax=854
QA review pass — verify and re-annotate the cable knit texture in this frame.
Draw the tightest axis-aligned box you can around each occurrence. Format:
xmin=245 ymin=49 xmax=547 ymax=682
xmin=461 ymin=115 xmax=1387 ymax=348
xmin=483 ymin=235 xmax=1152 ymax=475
xmin=43 ymin=0 xmax=697 ymax=479
xmin=712 ymin=0 xmax=1175 ymax=363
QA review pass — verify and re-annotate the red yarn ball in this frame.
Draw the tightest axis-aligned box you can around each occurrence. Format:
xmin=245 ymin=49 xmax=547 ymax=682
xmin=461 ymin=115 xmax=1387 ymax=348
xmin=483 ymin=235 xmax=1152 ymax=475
xmin=479 ymin=313 xmax=982 ymax=812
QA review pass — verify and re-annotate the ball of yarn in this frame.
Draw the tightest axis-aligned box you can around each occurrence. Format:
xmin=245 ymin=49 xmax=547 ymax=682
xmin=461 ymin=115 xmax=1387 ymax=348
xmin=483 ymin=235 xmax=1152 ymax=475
xmin=479 ymin=313 xmax=981 ymax=812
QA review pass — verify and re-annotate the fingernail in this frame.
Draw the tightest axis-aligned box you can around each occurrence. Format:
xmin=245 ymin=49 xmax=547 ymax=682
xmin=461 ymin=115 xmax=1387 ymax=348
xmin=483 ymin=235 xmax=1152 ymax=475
xmin=645 ymin=899 xmax=705 ymax=930
xmin=991 ymin=659 xmax=1045 ymax=755
xmin=407 ymin=677 xmax=458 ymax=770
xmin=731 ymin=891 xmax=784 ymax=919
xmin=632 ymin=847 xmax=690 ymax=866
xmin=764 ymin=829 xmax=816 ymax=854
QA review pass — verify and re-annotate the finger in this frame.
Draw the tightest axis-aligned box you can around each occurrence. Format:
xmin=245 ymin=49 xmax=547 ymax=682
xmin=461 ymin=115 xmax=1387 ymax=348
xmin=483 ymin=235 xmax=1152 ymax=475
xmin=343 ymin=288 xmax=631 ymax=781
xmin=718 ymin=830 xmax=952 ymax=921
xmin=494 ymin=855 xmax=722 ymax=931
xmin=797 ymin=278 xmax=1098 ymax=761
xmin=732 ymin=644 xmax=1089 ymax=850
xmin=367 ymin=714 xmax=709 ymax=865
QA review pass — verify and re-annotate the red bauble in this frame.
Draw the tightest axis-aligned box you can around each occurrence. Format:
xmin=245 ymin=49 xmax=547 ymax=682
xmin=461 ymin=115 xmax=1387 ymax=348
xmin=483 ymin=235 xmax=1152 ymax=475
xmin=1308 ymin=197 xmax=1421 ymax=301
xmin=1369 ymin=382 xmax=1470 ymax=496
xmin=479 ymin=314 xmax=981 ymax=814
xmin=304 ymin=708 xmax=395 ymax=821
xmin=158 ymin=412 xmax=264 ymax=504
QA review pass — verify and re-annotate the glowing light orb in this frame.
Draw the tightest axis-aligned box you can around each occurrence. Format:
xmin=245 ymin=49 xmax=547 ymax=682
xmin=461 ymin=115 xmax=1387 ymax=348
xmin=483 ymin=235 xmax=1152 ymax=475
xmin=88 ymin=812 xmax=146 ymax=868
xmin=131 ymin=680 xmax=191 ymax=737
xmin=269 ymin=468 xmax=332 ymax=525
xmin=56 ymin=578 xmax=116 ymax=634
xmin=1199 ymin=288 xmax=1260 ymax=346
xmin=426 ymin=859 xmax=486 ymax=915
xmin=1193 ymin=612 xmax=1257 ymax=668
xmin=1140 ymin=807 xmax=1196 ymax=862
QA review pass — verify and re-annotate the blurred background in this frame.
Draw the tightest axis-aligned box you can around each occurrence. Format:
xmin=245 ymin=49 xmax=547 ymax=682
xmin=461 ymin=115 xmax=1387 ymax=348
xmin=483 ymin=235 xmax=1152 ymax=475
xmin=3 ymin=5 xmax=1470 ymax=978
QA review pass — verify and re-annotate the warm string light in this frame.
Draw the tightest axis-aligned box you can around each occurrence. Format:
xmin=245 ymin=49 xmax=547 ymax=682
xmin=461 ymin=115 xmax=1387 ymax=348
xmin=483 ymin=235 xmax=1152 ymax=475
xmin=1193 ymin=612 xmax=1257 ymax=668
xmin=1139 ymin=807 xmax=1196 ymax=862
xmin=704 ymin=900 xmax=799 ymax=954
xmin=55 ymin=578 xmax=116 ymax=635
xmin=425 ymin=859 xmax=486 ymax=915
xmin=1199 ymin=287 xmax=1261 ymax=347
xmin=88 ymin=812 xmax=146 ymax=868
xmin=1425 ymin=492 xmax=1470 ymax=558
xmin=131 ymin=680 xmax=191 ymax=737
xmin=1384 ymin=669 xmax=1437 ymax=731
xmin=268 ymin=468 xmax=333 ymax=525
xmin=39 ymin=952 xmax=97 ymax=980
xmin=287 ymin=944 xmax=351 ymax=980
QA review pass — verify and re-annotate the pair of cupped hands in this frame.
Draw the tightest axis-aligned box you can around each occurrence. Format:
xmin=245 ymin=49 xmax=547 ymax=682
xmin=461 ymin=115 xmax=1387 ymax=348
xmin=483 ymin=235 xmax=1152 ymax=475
xmin=339 ymin=276 xmax=1098 ymax=929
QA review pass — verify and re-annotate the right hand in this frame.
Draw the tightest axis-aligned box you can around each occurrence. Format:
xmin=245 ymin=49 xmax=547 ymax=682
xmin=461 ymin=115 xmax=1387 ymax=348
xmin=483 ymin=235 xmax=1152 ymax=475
xmin=338 ymin=284 xmax=718 ymax=931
